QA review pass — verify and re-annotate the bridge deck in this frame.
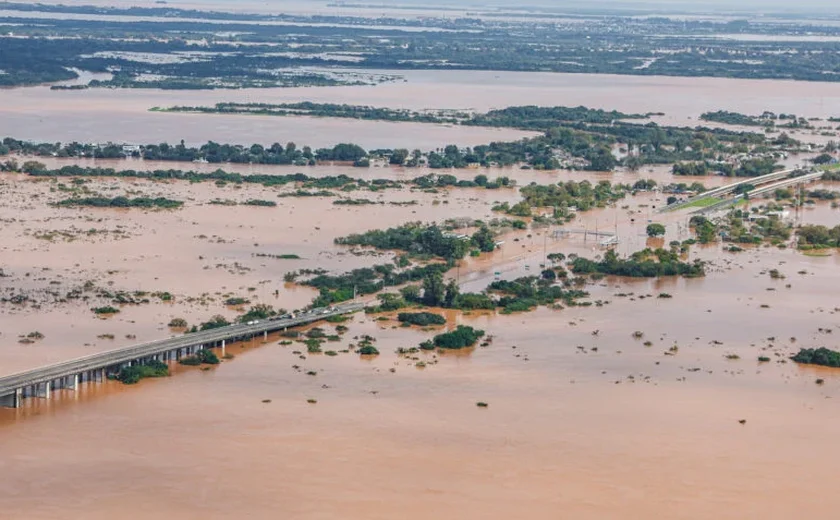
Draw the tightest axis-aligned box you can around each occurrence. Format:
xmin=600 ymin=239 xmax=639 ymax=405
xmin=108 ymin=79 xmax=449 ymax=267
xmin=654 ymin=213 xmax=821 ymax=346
xmin=659 ymin=167 xmax=802 ymax=213
xmin=0 ymin=302 xmax=365 ymax=399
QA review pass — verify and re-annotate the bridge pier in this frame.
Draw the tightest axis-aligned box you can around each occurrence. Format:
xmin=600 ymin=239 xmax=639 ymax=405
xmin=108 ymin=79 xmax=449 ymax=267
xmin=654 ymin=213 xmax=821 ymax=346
xmin=31 ymin=381 xmax=51 ymax=399
xmin=0 ymin=303 xmax=364 ymax=410
xmin=0 ymin=388 xmax=21 ymax=408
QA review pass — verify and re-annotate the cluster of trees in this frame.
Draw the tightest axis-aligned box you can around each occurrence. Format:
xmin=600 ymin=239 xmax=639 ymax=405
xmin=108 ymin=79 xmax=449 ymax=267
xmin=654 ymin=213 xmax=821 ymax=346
xmin=714 ymin=211 xmax=790 ymax=245
xmin=169 ymin=103 xmax=649 ymax=132
xmin=179 ymin=349 xmax=220 ymax=366
xmin=486 ymin=276 xmax=588 ymax=314
xmin=823 ymin=170 xmax=840 ymax=181
xmin=497 ymin=180 xmax=628 ymax=217
xmin=55 ymin=196 xmax=183 ymax=209
xmin=632 ymin=179 xmax=657 ymax=191
xmin=237 ymin=304 xmax=279 ymax=323
xmin=167 ymin=102 xmax=464 ymax=124
xmin=646 ymin=223 xmax=666 ymax=237
xmin=1 ymin=137 xmax=376 ymax=166
xmin=335 ymin=222 xmax=498 ymax=261
xmin=673 ymin=157 xmax=782 ymax=177
xmin=19 ymin=165 xmax=405 ymax=193
xmin=192 ymin=315 xmax=231 ymax=332
xmin=571 ymin=249 xmax=705 ymax=278
xmin=812 ymin=153 xmax=835 ymax=165
xmin=673 ymin=161 xmax=717 ymax=176
xmin=2 ymin=102 xmax=790 ymax=173
xmin=791 ymin=347 xmax=840 ymax=368
xmin=420 ymin=326 xmax=485 ymax=350
xmin=465 ymin=105 xmax=649 ymax=130
xmin=411 ymin=173 xmax=512 ymax=190
xmin=797 ymin=224 xmax=840 ymax=248
xmin=143 ymin=140 xmax=315 ymax=165
xmin=805 ymin=189 xmax=839 ymax=201
xmin=730 ymin=157 xmax=783 ymax=177
xmin=397 ymin=312 xmax=446 ymax=326
xmin=689 ymin=216 xmax=718 ymax=243
xmin=302 ymin=262 xmax=452 ymax=307
xmin=700 ymin=110 xmax=775 ymax=127
xmin=115 ymin=360 xmax=169 ymax=385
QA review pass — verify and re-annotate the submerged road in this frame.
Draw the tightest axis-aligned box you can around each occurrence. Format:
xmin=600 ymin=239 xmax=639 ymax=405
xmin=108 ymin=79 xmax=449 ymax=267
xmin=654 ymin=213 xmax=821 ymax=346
xmin=0 ymin=301 xmax=366 ymax=408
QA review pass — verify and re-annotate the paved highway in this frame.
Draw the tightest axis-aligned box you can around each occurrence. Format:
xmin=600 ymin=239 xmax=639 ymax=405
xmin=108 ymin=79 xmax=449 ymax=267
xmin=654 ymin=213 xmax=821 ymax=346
xmin=0 ymin=302 xmax=365 ymax=403
xmin=691 ymin=171 xmax=823 ymax=215
xmin=659 ymin=167 xmax=804 ymax=213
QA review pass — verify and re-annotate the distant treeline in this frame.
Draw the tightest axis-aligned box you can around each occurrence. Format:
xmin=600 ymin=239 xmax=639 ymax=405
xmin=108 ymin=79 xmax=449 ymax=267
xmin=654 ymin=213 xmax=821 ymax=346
xmin=1 ymin=103 xmax=795 ymax=172
xmin=161 ymin=102 xmax=652 ymax=129
xmin=672 ymin=157 xmax=784 ymax=177
xmin=9 ymin=164 xmax=516 ymax=194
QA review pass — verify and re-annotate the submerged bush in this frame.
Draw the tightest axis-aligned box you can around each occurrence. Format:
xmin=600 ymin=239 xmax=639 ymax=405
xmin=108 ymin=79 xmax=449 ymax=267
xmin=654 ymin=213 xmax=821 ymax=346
xmin=792 ymin=347 xmax=840 ymax=368
xmin=116 ymin=360 xmax=168 ymax=384
xmin=423 ymin=325 xmax=485 ymax=350
xmin=397 ymin=312 xmax=446 ymax=326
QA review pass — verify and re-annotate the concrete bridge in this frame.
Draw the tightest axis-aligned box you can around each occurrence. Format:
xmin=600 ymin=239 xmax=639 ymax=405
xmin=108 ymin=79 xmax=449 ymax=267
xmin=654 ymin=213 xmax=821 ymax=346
xmin=659 ymin=167 xmax=807 ymax=213
xmin=691 ymin=171 xmax=824 ymax=216
xmin=0 ymin=302 xmax=365 ymax=408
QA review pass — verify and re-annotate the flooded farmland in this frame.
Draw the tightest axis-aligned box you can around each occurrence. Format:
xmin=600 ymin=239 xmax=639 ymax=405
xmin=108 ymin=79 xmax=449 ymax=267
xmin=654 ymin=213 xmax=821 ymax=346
xmin=3 ymin=66 xmax=840 ymax=520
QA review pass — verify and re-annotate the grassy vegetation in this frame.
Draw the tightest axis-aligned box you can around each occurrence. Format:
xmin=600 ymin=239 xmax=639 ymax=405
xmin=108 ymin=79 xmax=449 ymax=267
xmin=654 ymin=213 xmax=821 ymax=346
xmin=680 ymin=196 xmax=721 ymax=209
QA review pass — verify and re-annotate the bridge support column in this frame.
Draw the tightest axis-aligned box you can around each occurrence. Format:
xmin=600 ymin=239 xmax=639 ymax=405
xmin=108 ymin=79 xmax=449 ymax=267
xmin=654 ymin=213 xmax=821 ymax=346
xmin=69 ymin=374 xmax=78 ymax=391
xmin=264 ymin=331 xmax=268 ymax=341
xmin=0 ymin=389 xmax=21 ymax=408
xmin=221 ymin=340 xmax=226 ymax=357
xmin=35 ymin=381 xmax=51 ymax=399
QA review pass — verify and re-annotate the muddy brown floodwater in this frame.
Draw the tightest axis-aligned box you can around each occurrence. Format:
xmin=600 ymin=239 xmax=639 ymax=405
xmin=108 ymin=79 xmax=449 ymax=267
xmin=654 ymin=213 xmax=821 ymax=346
xmin=3 ymin=69 xmax=840 ymax=147
xmin=4 ymin=71 xmax=840 ymax=519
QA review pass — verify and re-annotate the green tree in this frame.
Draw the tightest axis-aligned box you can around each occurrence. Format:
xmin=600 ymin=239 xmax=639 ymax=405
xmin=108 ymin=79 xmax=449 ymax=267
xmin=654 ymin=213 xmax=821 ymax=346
xmin=471 ymin=226 xmax=496 ymax=252
xmin=422 ymin=272 xmax=446 ymax=307
xmin=400 ymin=284 xmax=421 ymax=303
xmin=390 ymin=148 xmax=409 ymax=165
xmin=646 ymin=223 xmax=666 ymax=237
xmin=444 ymin=279 xmax=460 ymax=308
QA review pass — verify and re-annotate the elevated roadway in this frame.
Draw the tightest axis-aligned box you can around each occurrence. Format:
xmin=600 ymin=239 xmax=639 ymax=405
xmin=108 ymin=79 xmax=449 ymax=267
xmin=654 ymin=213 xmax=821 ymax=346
xmin=0 ymin=302 xmax=365 ymax=408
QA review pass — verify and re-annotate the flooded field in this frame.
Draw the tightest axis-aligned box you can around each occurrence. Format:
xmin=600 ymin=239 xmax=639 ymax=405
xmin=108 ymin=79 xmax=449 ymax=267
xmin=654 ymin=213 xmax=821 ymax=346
xmin=3 ymin=68 xmax=840 ymax=519
xmin=3 ymin=70 xmax=840 ymax=148
xmin=2 ymin=169 xmax=840 ymax=518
